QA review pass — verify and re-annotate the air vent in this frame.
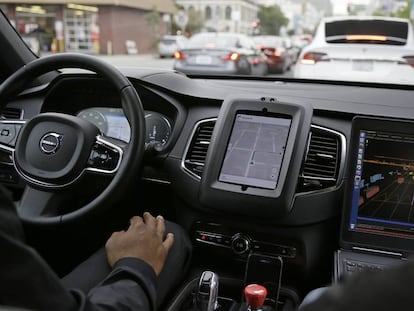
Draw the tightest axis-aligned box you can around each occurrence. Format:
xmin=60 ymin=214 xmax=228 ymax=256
xmin=1 ymin=108 xmax=22 ymax=119
xmin=298 ymin=125 xmax=345 ymax=192
xmin=182 ymin=119 xmax=216 ymax=179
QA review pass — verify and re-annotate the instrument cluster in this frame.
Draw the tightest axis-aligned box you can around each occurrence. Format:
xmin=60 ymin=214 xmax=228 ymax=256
xmin=77 ymin=107 xmax=172 ymax=148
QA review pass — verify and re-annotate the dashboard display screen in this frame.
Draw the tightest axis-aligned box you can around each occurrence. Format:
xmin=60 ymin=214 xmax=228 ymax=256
xmin=349 ymin=129 xmax=414 ymax=239
xmin=218 ymin=113 xmax=291 ymax=190
xmin=105 ymin=113 xmax=131 ymax=142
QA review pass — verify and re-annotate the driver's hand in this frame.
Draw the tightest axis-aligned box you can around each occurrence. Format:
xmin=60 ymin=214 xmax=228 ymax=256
xmin=105 ymin=212 xmax=174 ymax=275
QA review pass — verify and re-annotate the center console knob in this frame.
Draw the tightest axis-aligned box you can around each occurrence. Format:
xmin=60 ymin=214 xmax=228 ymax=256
xmin=244 ymin=284 xmax=267 ymax=310
xmin=231 ymin=233 xmax=251 ymax=255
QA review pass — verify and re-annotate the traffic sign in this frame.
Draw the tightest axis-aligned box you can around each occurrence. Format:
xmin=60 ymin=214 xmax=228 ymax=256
xmin=174 ymin=11 xmax=188 ymax=29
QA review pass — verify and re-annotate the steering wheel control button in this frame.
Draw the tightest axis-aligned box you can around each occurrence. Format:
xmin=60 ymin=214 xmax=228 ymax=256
xmin=39 ymin=132 xmax=63 ymax=154
xmin=88 ymin=142 xmax=120 ymax=171
xmin=0 ymin=123 xmax=16 ymax=145
xmin=8 ymin=124 xmax=22 ymax=147
xmin=231 ymin=233 xmax=251 ymax=255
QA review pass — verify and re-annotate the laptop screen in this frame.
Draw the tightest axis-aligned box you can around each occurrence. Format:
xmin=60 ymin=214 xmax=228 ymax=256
xmin=349 ymin=129 xmax=414 ymax=239
xmin=341 ymin=117 xmax=414 ymax=254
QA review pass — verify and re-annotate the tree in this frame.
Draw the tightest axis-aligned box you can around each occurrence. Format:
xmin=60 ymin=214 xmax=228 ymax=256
xmin=145 ymin=6 xmax=162 ymax=48
xmin=393 ymin=0 xmax=412 ymax=19
xmin=145 ymin=7 xmax=162 ymax=28
xmin=372 ymin=0 xmax=413 ymax=19
xmin=257 ymin=5 xmax=289 ymax=36
xmin=185 ymin=9 xmax=204 ymax=35
xmin=170 ymin=7 xmax=204 ymax=36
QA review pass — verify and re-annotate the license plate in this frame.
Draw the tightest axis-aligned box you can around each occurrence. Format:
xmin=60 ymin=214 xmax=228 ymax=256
xmin=352 ymin=60 xmax=373 ymax=72
xmin=196 ymin=55 xmax=212 ymax=65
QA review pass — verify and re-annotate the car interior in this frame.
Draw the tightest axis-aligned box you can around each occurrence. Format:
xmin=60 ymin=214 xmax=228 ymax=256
xmin=2 ymin=9 xmax=414 ymax=311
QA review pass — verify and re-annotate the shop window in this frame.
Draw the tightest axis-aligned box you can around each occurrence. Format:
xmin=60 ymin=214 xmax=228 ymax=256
xmin=15 ymin=5 xmax=56 ymax=54
xmin=64 ymin=7 xmax=98 ymax=53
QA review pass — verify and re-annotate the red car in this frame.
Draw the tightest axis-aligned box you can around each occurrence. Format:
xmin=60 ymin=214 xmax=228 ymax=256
xmin=252 ymin=35 xmax=295 ymax=73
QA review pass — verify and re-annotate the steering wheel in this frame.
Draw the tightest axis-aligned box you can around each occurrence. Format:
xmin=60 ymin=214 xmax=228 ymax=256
xmin=0 ymin=53 xmax=146 ymax=226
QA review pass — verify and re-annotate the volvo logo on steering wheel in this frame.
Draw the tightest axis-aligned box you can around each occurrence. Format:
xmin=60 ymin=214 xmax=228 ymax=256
xmin=39 ymin=133 xmax=63 ymax=154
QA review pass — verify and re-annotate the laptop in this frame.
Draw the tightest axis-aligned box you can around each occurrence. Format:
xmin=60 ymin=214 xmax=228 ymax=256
xmin=336 ymin=116 xmax=414 ymax=281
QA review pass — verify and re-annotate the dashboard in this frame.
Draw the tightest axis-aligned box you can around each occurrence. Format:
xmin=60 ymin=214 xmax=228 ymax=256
xmin=3 ymin=67 xmax=414 ymax=298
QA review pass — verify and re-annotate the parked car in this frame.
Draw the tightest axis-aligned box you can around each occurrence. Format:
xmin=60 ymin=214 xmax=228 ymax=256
xmin=158 ymin=35 xmax=188 ymax=58
xmin=294 ymin=16 xmax=414 ymax=84
xmin=173 ymin=32 xmax=267 ymax=75
xmin=251 ymin=35 xmax=296 ymax=73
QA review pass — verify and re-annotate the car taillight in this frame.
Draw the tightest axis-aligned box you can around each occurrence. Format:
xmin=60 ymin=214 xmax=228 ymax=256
xmin=399 ymin=56 xmax=414 ymax=68
xmin=300 ymin=52 xmax=329 ymax=65
xmin=221 ymin=52 xmax=239 ymax=61
xmin=346 ymin=35 xmax=387 ymax=42
xmin=174 ymin=51 xmax=187 ymax=60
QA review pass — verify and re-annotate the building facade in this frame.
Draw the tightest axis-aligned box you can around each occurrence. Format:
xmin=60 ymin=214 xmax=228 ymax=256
xmin=0 ymin=0 xmax=176 ymax=55
xmin=175 ymin=0 xmax=260 ymax=34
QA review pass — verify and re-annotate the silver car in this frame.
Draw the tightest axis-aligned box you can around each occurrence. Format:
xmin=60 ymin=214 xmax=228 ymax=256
xmin=158 ymin=35 xmax=188 ymax=58
xmin=173 ymin=32 xmax=267 ymax=75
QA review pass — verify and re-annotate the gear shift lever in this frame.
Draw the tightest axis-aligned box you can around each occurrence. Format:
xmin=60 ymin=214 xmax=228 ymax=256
xmin=195 ymin=271 xmax=219 ymax=311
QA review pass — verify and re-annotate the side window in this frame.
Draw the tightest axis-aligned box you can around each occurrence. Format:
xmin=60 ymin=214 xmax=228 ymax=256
xmin=225 ymin=6 xmax=231 ymax=20
xmin=205 ymin=6 xmax=212 ymax=20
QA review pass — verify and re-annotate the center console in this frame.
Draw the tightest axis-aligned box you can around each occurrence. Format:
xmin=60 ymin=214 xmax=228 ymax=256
xmin=193 ymin=222 xmax=297 ymax=259
xmin=167 ymin=259 xmax=300 ymax=311
xmin=168 ymin=96 xmax=313 ymax=311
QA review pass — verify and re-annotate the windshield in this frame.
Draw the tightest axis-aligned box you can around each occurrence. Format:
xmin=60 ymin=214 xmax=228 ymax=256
xmin=2 ymin=1 xmax=414 ymax=85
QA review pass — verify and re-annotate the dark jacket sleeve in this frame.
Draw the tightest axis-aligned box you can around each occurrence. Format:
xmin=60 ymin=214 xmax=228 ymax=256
xmin=0 ymin=231 xmax=79 ymax=311
xmin=79 ymin=258 xmax=157 ymax=311
xmin=0 ymin=184 xmax=157 ymax=311
xmin=0 ymin=231 xmax=158 ymax=311
xmin=0 ymin=185 xmax=24 ymax=241
xmin=0 ymin=185 xmax=79 ymax=310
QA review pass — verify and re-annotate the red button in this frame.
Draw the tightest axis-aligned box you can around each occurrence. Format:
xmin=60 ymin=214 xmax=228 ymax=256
xmin=244 ymin=284 xmax=267 ymax=308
